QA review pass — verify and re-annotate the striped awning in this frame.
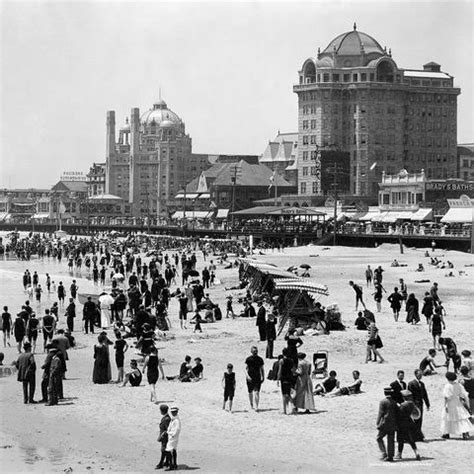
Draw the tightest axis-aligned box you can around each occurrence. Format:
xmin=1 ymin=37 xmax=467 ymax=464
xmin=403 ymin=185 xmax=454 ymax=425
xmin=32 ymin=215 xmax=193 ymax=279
xmin=273 ymin=279 xmax=329 ymax=296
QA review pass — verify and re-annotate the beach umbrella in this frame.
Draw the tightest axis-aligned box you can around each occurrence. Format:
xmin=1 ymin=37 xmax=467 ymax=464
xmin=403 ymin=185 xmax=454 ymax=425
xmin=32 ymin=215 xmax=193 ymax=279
xmin=112 ymin=273 xmax=125 ymax=281
xmin=300 ymin=264 xmax=311 ymax=270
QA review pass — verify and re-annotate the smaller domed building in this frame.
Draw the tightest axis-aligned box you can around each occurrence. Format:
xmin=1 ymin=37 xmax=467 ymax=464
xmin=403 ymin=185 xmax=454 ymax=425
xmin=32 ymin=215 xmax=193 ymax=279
xmin=106 ymin=97 xmax=211 ymax=216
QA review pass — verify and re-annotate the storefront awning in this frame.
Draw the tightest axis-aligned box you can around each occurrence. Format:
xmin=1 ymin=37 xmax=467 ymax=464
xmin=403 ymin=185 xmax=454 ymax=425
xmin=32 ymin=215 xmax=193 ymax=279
xmin=172 ymin=211 xmax=210 ymax=220
xmin=441 ymin=207 xmax=474 ymax=224
xmin=410 ymin=208 xmax=433 ymax=221
xmin=370 ymin=212 xmax=387 ymax=222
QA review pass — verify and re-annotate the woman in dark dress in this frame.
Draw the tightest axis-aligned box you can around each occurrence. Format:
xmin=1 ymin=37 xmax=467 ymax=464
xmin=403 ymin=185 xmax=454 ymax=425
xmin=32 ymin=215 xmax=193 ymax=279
xmin=93 ymin=334 xmax=111 ymax=384
xmin=405 ymin=293 xmax=420 ymax=324
xmin=421 ymin=292 xmax=434 ymax=324
xmin=13 ymin=314 xmax=26 ymax=354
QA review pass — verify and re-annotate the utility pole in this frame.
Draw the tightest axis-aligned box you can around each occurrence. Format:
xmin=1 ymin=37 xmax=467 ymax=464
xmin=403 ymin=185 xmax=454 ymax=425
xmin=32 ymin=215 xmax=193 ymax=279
xmin=231 ymin=164 xmax=238 ymax=228
xmin=333 ymin=165 xmax=338 ymax=246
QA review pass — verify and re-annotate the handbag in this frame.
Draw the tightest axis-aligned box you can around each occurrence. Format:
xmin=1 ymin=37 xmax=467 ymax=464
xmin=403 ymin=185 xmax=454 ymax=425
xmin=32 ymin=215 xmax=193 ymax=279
xmin=375 ymin=335 xmax=383 ymax=349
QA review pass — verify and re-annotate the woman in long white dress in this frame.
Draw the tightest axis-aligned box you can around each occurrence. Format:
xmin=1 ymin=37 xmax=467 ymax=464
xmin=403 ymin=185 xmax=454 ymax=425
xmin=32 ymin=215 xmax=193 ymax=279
xmin=294 ymin=352 xmax=315 ymax=412
xmin=440 ymin=371 xmax=471 ymax=439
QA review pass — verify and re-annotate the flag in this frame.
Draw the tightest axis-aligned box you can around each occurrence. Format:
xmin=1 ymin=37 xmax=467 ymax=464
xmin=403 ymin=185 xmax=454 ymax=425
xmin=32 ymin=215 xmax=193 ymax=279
xmin=268 ymin=171 xmax=275 ymax=192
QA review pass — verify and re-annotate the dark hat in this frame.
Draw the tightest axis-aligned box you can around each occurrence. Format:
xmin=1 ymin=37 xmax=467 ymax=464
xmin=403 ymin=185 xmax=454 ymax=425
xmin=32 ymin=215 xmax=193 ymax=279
xmin=384 ymin=387 xmax=394 ymax=396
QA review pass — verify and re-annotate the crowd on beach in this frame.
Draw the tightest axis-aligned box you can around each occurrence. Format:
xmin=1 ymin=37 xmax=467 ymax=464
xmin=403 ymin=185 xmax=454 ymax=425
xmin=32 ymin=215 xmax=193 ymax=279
xmin=1 ymin=230 xmax=473 ymax=468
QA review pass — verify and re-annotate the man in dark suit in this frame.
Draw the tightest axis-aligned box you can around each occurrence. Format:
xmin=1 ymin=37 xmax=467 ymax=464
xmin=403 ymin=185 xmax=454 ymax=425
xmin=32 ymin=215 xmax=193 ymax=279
xmin=407 ymin=369 xmax=430 ymax=441
xmin=82 ymin=297 xmax=97 ymax=334
xmin=256 ymin=301 xmax=267 ymax=342
xmin=390 ymin=370 xmax=407 ymax=404
xmin=376 ymin=387 xmax=399 ymax=462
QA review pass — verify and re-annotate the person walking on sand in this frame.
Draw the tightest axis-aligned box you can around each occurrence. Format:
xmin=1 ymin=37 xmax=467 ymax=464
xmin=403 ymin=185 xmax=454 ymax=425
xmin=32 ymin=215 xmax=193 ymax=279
xmin=365 ymin=265 xmax=373 ymax=287
xmin=156 ymin=404 xmax=171 ymax=470
xmin=396 ymin=390 xmax=422 ymax=461
xmin=16 ymin=342 xmax=37 ymax=404
xmin=376 ymin=387 xmax=399 ymax=462
xmin=265 ymin=312 xmax=277 ymax=359
xmin=366 ymin=320 xmax=384 ymax=364
xmin=440 ymin=372 xmax=471 ymax=440
xmin=222 ymin=363 xmax=236 ymax=412
xmin=113 ymin=331 xmax=128 ymax=384
xmin=408 ymin=370 xmax=430 ymax=441
xmin=387 ymin=287 xmax=403 ymax=322
xmin=429 ymin=307 xmax=445 ymax=350
xmin=2 ymin=306 xmax=12 ymax=348
xmin=143 ymin=346 xmax=165 ymax=403
xmin=245 ymin=346 xmax=265 ymax=411
xmin=294 ymin=353 xmax=315 ymax=413
xmin=349 ymin=281 xmax=366 ymax=310
xmin=256 ymin=301 xmax=266 ymax=342
xmin=277 ymin=348 xmax=296 ymax=415
xmin=165 ymin=406 xmax=181 ymax=471
xmin=13 ymin=313 xmax=26 ymax=354
xmin=372 ymin=282 xmax=386 ymax=313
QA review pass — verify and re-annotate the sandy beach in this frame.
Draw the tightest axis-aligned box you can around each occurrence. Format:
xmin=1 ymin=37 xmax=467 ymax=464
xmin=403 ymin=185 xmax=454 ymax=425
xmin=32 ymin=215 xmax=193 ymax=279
xmin=0 ymin=243 xmax=473 ymax=473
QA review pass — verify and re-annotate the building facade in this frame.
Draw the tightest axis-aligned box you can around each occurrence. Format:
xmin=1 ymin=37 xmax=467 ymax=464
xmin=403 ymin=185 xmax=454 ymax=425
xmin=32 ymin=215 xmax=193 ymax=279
xmin=457 ymin=144 xmax=474 ymax=181
xmin=294 ymin=24 xmax=460 ymax=199
xmin=259 ymin=132 xmax=298 ymax=185
xmin=87 ymin=163 xmax=106 ymax=197
xmin=105 ymin=97 xmax=211 ymax=216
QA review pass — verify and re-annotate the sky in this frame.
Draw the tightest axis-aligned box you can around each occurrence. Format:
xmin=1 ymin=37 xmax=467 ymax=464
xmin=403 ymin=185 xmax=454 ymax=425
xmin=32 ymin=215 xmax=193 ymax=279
xmin=1 ymin=0 xmax=473 ymax=188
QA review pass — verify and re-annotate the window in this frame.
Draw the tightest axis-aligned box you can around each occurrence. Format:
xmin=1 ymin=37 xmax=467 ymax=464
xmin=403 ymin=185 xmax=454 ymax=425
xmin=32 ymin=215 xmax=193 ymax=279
xmin=311 ymin=119 xmax=316 ymax=129
xmin=310 ymin=150 xmax=318 ymax=160
xmin=302 ymin=167 xmax=309 ymax=176
xmin=303 ymin=120 xmax=309 ymax=130
xmin=300 ymin=182 xmax=307 ymax=194
xmin=361 ymin=73 xmax=367 ymax=81
xmin=310 ymin=166 xmax=316 ymax=175
xmin=303 ymin=136 xmax=308 ymax=145
xmin=303 ymin=151 xmax=308 ymax=161
xmin=310 ymin=135 xmax=317 ymax=144
xmin=332 ymin=74 xmax=339 ymax=82
xmin=353 ymin=73 xmax=358 ymax=82
xmin=344 ymin=74 xmax=350 ymax=82
xmin=312 ymin=182 xmax=318 ymax=194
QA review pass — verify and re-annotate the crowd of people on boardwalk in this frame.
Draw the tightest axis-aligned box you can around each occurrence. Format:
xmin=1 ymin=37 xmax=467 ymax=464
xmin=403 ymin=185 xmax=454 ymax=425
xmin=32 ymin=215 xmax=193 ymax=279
xmin=1 ymin=230 xmax=472 ymax=469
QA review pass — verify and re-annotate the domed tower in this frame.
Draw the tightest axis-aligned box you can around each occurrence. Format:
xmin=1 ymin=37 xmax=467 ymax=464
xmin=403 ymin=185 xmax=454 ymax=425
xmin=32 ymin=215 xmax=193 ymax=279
xmin=294 ymin=24 xmax=460 ymax=200
xmin=106 ymin=95 xmax=194 ymax=217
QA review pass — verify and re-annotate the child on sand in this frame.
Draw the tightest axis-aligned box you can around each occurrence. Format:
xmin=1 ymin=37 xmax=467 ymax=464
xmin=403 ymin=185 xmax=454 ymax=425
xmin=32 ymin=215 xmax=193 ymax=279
xmin=222 ymin=363 xmax=236 ymax=412
xmin=192 ymin=310 xmax=203 ymax=333
xmin=419 ymin=349 xmax=444 ymax=375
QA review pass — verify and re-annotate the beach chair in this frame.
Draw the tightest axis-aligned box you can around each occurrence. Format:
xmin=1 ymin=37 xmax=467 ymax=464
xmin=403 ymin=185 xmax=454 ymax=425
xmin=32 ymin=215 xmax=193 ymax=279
xmin=312 ymin=351 xmax=328 ymax=378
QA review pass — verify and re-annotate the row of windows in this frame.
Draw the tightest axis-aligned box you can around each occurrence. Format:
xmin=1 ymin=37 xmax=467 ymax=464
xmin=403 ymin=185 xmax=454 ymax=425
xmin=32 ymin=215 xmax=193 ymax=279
xmin=299 ymin=182 xmax=319 ymax=194
xmin=408 ymin=92 xmax=455 ymax=103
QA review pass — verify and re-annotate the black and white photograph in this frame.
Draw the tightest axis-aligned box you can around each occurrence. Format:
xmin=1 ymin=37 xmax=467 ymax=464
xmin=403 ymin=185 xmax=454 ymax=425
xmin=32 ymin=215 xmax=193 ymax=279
xmin=0 ymin=0 xmax=473 ymax=472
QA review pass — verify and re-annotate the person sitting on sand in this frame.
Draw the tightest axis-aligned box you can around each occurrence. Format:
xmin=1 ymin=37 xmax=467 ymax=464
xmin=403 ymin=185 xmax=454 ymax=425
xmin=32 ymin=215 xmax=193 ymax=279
xmin=326 ymin=370 xmax=362 ymax=397
xmin=416 ymin=263 xmax=425 ymax=272
xmin=181 ymin=357 xmax=203 ymax=382
xmin=121 ymin=360 xmax=142 ymax=387
xmin=314 ymin=370 xmax=340 ymax=395
xmin=354 ymin=312 xmax=368 ymax=331
xmin=419 ymin=349 xmax=444 ymax=375
xmin=178 ymin=355 xmax=192 ymax=381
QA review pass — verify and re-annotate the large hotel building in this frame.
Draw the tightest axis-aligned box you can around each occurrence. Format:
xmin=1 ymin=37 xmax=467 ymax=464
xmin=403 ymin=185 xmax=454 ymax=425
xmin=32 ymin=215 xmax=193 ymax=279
xmin=294 ymin=24 xmax=460 ymax=198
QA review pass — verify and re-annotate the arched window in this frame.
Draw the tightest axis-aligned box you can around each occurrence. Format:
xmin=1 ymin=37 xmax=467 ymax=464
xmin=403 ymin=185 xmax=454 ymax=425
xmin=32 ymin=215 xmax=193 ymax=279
xmin=303 ymin=61 xmax=316 ymax=84
xmin=376 ymin=61 xmax=394 ymax=83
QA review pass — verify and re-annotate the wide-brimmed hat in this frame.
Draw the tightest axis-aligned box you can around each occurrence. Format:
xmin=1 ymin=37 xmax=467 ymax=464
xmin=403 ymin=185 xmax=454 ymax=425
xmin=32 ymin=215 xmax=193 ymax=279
xmin=170 ymin=406 xmax=179 ymax=412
